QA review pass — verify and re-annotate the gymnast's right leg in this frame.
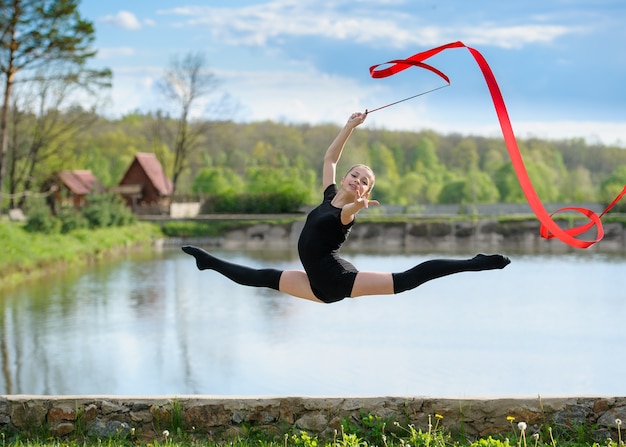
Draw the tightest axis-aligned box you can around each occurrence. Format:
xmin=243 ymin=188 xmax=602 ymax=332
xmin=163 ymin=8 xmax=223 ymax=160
xmin=182 ymin=245 xmax=282 ymax=290
xmin=182 ymin=246 xmax=323 ymax=302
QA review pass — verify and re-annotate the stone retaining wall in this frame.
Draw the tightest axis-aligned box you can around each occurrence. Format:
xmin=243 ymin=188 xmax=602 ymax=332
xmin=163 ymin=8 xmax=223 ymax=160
xmin=2 ymin=395 xmax=625 ymax=442
xmin=160 ymin=218 xmax=626 ymax=254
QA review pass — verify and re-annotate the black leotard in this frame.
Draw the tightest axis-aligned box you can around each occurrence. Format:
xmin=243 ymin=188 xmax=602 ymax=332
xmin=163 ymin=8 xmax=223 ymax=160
xmin=297 ymin=184 xmax=358 ymax=303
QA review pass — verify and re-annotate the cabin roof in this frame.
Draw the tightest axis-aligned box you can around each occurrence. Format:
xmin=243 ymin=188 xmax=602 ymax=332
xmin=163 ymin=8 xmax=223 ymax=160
xmin=58 ymin=170 xmax=101 ymax=195
xmin=130 ymin=152 xmax=173 ymax=196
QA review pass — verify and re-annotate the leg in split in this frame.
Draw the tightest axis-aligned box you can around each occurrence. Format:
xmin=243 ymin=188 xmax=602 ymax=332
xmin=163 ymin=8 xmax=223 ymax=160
xmin=181 ymin=245 xmax=282 ymax=290
xmin=181 ymin=245 xmax=323 ymax=303
xmin=350 ymin=254 xmax=511 ymax=298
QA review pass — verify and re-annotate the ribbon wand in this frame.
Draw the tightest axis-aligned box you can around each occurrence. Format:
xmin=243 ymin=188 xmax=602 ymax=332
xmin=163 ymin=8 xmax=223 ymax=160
xmin=365 ymin=83 xmax=450 ymax=115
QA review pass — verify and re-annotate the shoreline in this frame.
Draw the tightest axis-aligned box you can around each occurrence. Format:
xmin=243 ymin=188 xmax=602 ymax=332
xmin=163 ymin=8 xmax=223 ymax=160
xmin=159 ymin=217 xmax=626 ymax=254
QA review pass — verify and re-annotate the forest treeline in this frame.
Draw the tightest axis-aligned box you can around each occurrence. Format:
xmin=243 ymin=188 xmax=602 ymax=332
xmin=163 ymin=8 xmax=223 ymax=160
xmin=6 ymin=111 xmax=626 ymax=212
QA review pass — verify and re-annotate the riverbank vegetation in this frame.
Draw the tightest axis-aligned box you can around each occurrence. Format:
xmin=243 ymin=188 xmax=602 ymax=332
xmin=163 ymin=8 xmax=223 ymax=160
xmin=0 ymin=219 xmax=162 ymax=289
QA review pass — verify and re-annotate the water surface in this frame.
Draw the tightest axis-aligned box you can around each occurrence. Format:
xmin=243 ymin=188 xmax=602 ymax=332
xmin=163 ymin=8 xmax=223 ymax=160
xmin=1 ymin=248 xmax=624 ymax=396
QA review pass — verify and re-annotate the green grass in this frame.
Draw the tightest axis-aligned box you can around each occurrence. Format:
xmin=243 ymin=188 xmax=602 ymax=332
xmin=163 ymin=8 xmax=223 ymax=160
xmin=0 ymin=221 xmax=163 ymax=289
xmin=1 ymin=415 xmax=622 ymax=447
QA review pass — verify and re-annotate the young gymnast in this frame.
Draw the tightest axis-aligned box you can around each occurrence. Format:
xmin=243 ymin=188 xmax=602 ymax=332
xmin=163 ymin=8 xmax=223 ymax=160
xmin=182 ymin=112 xmax=510 ymax=303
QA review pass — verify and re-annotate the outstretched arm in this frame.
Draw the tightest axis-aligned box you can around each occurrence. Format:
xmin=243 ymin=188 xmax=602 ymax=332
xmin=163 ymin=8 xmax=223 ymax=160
xmin=322 ymin=112 xmax=367 ymax=190
xmin=340 ymin=188 xmax=380 ymax=225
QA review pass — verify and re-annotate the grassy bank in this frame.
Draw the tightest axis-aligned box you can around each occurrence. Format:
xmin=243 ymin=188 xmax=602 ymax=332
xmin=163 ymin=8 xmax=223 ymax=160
xmin=0 ymin=221 xmax=163 ymax=289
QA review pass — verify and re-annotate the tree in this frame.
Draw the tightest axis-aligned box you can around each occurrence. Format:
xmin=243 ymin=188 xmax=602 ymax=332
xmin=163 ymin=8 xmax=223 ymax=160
xmin=411 ymin=136 xmax=441 ymax=172
xmin=600 ymin=165 xmax=626 ymax=211
xmin=561 ymin=166 xmax=596 ymax=202
xmin=449 ymin=138 xmax=479 ymax=173
xmin=154 ymin=51 xmax=230 ymax=195
xmin=0 ymin=0 xmax=111 ymax=205
xmin=192 ymin=167 xmax=245 ymax=196
xmin=462 ymin=170 xmax=500 ymax=204
xmin=9 ymin=74 xmax=104 ymax=209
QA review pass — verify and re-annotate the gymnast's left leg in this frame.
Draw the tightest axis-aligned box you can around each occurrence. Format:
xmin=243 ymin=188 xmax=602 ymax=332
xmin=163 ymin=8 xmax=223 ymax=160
xmin=350 ymin=254 xmax=511 ymax=297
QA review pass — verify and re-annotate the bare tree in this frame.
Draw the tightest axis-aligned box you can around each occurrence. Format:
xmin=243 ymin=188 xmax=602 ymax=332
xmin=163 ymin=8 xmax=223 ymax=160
xmin=155 ymin=52 xmax=227 ymax=195
xmin=0 ymin=0 xmax=111 ymax=206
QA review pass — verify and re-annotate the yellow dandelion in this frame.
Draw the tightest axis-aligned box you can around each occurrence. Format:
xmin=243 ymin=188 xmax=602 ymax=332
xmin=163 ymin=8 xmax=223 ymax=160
xmin=435 ymin=414 xmax=444 ymax=419
xmin=507 ymin=416 xmax=516 ymax=422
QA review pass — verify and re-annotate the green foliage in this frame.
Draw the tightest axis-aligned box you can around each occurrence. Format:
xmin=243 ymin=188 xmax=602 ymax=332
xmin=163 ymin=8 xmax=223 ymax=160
xmin=462 ymin=170 xmax=500 ymax=204
xmin=0 ymin=221 xmax=161 ymax=288
xmin=470 ymin=436 xmax=513 ymax=447
xmin=82 ymin=193 xmax=136 ymax=228
xmin=0 ymin=414 xmax=624 ymax=447
xmin=368 ymin=142 xmax=400 ymax=184
xmin=392 ymin=415 xmax=451 ymax=447
xmin=58 ymin=208 xmax=90 ymax=233
xmin=291 ymin=431 xmax=320 ymax=447
xmin=199 ymin=166 xmax=316 ymax=213
xmin=438 ymin=180 xmax=466 ymax=204
xmin=339 ymin=412 xmax=392 ymax=447
xmin=494 ymin=164 xmax=525 ymax=203
xmin=193 ymin=167 xmax=245 ymax=195
xmin=24 ymin=201 xmax=61 ymax=234
xmin=600 ymin=165 xmax=626 ymax=211
xmin=335 ymin=431 xmax=367 ymax=447
xmin=5 ymin=112 xmax=626 ymax=213
xmin=23 ymin=194 xmax=136 ymax=235
xmin=207 ymin=190 xmax=307 ymax=214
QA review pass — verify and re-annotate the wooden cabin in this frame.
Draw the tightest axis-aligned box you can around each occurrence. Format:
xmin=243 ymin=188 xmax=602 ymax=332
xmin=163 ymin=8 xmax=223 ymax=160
xmin=115 ymin=152 xmax=173 ymax=214
xmin=45 ymin=170 xmax=103 ymax=213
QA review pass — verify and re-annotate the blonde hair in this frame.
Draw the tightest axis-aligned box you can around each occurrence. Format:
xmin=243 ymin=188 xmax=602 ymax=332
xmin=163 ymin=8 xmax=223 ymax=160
xmin=345 ymin=164 xmax=375 ymax=193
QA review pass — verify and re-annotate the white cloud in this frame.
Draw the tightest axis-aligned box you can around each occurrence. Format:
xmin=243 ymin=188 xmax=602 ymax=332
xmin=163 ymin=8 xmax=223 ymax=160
xmin=459 ymin=25 xmax=580 ymax=49
xmin=157 ymin=2 xmax=580 ymax=50
xmin=511 ymin=120 xmax=626 ymax=147
xmin=100 ymin=10 xmax=142 ymax=30
xmin=218 ymin=68 xmax=366 ymax=125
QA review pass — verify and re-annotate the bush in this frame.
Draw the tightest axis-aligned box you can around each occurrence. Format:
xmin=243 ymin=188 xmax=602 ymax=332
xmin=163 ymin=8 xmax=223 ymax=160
xmin=82 ymin=193 xmax=136 ymax=228
xmin=24 ymin=201 xmax=61 ymax=234
xmin=58 ymin=208 xmax=90 ymax=233
xmin=204 ymin=190 xmax=307 ymax=214
xmin=23 ymin=194 xmax=136 ymax=234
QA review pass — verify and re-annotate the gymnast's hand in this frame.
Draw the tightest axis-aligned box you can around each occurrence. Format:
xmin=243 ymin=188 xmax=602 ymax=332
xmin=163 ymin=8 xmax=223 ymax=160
xmin=346 ymin=112 xmax=367 ymax=129
xmin=353 ymin=189 xmax=379 ymax=210
xmin=340 ymin=189 xmax=380 ymax=224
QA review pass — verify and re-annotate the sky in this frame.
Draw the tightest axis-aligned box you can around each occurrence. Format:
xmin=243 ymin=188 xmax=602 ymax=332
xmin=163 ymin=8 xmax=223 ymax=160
xmin=78 ymin=0 xmax=626 ymax=146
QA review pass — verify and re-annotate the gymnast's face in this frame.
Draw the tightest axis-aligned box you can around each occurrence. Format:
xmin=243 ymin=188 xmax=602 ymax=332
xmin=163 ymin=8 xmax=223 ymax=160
xmin=341 ymin=165 xmax=375 ymax=198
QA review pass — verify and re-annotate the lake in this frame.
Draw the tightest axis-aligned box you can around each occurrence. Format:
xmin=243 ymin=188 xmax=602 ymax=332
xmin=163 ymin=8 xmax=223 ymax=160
xmin=1 ymin=247 xmax=625 ymax=397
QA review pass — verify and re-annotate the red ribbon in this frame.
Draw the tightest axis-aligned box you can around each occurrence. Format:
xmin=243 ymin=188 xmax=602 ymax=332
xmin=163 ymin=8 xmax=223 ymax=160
xmin=369 ymin=41 xmax=626 ymax=249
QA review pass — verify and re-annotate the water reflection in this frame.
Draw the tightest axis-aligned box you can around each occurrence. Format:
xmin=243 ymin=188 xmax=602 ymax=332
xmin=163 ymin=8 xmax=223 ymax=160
xmin=1 ymin=248 xmax=625 ymax=396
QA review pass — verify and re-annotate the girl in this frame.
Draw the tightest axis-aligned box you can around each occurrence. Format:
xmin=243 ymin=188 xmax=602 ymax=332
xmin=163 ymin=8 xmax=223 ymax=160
xmin=182 ymin=112 xmax=510 ymax=303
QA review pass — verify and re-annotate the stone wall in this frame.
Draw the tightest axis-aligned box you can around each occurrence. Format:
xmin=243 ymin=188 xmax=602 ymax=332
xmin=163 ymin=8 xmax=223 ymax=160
xmin=161 ymin=218 xmax=626 ymax=254
xmin=1 ymin=395 xmax=625 ymax=442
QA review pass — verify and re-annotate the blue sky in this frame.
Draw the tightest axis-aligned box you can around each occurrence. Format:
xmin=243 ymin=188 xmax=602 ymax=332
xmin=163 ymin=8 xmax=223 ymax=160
xmin=78 ymin=0 xmax=626 ymax=146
